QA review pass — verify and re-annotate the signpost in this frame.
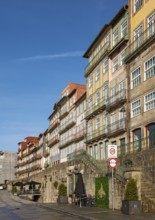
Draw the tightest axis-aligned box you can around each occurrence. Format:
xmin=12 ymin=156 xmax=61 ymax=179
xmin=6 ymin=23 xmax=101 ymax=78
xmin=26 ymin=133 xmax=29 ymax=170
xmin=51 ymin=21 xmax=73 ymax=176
xmin=108 ymin=155 xmax=118 ymax=212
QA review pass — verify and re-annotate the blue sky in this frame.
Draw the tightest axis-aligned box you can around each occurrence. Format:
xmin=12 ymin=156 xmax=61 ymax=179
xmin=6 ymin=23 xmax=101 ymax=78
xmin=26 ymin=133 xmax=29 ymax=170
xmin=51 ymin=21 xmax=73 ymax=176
xmin=0 ymin=0 xmax=127 ymax=152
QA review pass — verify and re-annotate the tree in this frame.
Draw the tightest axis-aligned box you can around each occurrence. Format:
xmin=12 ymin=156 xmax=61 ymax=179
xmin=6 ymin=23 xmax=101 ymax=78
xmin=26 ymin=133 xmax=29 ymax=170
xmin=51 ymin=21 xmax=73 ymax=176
xmin=124 ymin=177 xmax=138 ymax=201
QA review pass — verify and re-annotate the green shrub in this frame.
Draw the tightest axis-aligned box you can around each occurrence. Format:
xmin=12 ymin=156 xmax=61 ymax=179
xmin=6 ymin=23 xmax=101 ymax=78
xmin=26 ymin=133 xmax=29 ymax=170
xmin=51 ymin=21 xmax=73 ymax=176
xmin=53 ymin=181 xmax=58 ymax=189
xmin=58 ymin=183 xmax=67 ymax=196
xmin=12 ymin=185 xmax=17 ymax=193
xmin=124 ymin=178 xmax=138 ymax=201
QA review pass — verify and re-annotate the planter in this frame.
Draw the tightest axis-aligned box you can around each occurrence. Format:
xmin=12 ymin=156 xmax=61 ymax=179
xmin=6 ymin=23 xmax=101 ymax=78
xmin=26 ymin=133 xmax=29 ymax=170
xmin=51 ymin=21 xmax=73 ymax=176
xmin=57 ymin=195 xmax=68 ymax=204
xmin=122 ymin=200 xmax=141 ymax=215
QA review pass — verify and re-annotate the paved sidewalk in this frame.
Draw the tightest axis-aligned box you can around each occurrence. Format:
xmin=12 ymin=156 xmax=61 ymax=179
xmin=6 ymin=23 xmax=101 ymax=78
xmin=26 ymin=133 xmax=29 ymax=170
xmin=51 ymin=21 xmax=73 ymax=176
xmin=37 ymin=202 xmax=155 ymax=220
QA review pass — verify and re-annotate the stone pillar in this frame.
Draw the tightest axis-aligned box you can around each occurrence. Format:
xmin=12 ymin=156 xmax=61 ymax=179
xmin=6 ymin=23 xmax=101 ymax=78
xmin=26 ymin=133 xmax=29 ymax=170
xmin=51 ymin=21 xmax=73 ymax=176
xmin=124 ymin=167 xmax=142 ymax=200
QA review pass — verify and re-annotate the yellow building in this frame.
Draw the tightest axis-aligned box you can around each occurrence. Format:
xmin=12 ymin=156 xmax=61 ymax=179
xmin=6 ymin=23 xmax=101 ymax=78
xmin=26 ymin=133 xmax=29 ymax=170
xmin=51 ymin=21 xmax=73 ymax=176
xmin=83 ymin=6 xmax=129 ymax=162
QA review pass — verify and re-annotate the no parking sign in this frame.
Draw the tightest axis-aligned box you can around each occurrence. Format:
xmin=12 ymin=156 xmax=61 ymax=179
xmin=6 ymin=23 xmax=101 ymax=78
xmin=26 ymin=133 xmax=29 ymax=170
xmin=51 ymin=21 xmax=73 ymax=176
xmin=107 ymin=145 xmax=117 ymax=159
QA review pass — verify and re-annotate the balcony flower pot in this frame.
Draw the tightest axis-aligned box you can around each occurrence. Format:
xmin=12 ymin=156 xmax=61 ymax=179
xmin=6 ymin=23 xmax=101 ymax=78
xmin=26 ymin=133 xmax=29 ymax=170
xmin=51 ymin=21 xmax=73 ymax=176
xmin=122 ymin=178 xmax=141 ymax=215
xmin=57 ymin=183 xmax=68 ymax=204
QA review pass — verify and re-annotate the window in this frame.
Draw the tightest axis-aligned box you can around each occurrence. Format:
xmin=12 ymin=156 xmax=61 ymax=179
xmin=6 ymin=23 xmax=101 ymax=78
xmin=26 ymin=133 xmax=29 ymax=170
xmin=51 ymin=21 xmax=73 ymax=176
xmin=120 ymin=50 xmax=126 ymax=66
xmin=134 ymin=0 xmax=143 ymax=13
xmin=131 ymin=67 xmax=141 ymax=88
xmin=119 ymin=80 xmax=125 ymax=98
xmin=144 ymin=90 xmax=155 ymax=111
xmin=147 ymin=124 xmax=155 ymax=148
xmin=88 ymin=96 xmax=93 ymax=108
xmin=103 ymin=57 xmax=109 ymax=73
xmin=104 ymin=111 xmax=108 ymax=127
xmin=96 ymin=117 xmax=100 ymax=129
xmin=111 ymin=86 xmax=116 ymax=103
xmin=120 ymin=138 xmax=126 ymax=155
xmin=94 ymin=144 xmax=98 ymax=160
xmin=111 ymin=113 xmax=116 ymax=124
xmin=121 ymin=20 xmax=127 ymax=38
xmin=133 ymin=129 xmax=141 ymax=151
xmin=144 ymin=56 xmax=155 ymax=80
xmin=96 ymin=90 xmax=100 ymax=105
xmin=147 ymin=12 xmax=155 ymax=37
xmin=89 ymin=146 xmax=93 ymax=157
xmin=131 ymin=99 xmax=141 ymax=117
xmin=105 ymin=33 xmax=110 ymax=45
xmin=103 ymin=84 xmax=109 ymax=103
xmin=134 ymin=24 xmax=143 ymax=49
xmin=113 ymin=29 xmax=119 ymax=46
xmin=88 ymin=75 xmax=93 ymax=87
xmin=112 ymin=56 xmax=119 ymax=72
xmin=96 ymin=68 xmax=100 ymax=81
xmin=99 ymin=143 xmax=104 ymax=160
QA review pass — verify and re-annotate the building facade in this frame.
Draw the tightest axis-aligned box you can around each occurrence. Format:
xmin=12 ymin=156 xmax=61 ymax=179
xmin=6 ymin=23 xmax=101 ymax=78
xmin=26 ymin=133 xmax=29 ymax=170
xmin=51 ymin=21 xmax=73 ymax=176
xmin=0 ymin=151 xmax=17 ymax=184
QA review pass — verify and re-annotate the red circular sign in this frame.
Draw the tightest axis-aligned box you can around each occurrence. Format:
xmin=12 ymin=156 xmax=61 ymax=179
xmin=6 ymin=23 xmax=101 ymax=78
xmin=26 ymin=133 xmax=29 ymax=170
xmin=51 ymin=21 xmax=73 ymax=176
xmin=108 ymin=158 xmax=117 ymax=168
xmin=110 ymin=148 xmax=115 ymax=155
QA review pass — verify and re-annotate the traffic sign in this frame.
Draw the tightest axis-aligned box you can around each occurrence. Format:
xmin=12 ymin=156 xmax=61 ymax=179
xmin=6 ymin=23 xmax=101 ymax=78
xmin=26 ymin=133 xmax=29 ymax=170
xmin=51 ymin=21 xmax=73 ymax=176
xmin=107 ymin=145 xmax=117 ymax=159
xmin=108 ymin=158 xmax=118 ymax=168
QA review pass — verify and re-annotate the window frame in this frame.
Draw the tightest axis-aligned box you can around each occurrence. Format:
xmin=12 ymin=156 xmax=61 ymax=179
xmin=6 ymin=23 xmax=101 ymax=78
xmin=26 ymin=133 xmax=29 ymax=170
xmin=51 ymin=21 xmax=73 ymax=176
xmin=131 ymin=99 xmax=141 ymax=117
xmin=131 ymin=66 xmax=141 ymax=88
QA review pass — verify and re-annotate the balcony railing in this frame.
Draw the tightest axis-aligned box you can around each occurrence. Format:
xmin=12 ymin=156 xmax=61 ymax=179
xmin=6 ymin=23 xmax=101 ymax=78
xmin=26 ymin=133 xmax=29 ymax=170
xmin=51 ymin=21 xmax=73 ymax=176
xmin=59 ymin=117 xmax=76 ymax=134
xmin=107 ymin=118 xmax=126 ymax=137
xmin=48 ymin=118 xmax=60 ymax=132
xmin=84 ymin=43 xmax=110 ymax=77
xmin=48 ymin=135 xmax=60 ymax=148
xmin=125 ymin=23 xmax=155 ymax=62
xmin=117 ymin=136 xmax=155 ymax=157
xmin=86 ymin=125 xmax=108 ymax=143
xmin=86 ymin=97 xmax=106 ymax=120
xmin=106 ymin=89 xmax=127 ymax=111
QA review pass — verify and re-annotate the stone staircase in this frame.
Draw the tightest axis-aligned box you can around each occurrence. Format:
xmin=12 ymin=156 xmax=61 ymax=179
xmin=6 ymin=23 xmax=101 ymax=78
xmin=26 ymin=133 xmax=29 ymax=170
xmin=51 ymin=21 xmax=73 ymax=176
xmin=67 ymin=150 xmax=107 ymax=175
xmin=141 ymin=181 xmax=155 ymax=212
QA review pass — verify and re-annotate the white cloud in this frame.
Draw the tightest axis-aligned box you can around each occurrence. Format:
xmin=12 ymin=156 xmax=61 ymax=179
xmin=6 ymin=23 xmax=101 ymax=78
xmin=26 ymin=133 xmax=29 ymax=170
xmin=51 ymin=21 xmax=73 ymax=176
xmin=17 ymin=51 xmax=84 ymax=62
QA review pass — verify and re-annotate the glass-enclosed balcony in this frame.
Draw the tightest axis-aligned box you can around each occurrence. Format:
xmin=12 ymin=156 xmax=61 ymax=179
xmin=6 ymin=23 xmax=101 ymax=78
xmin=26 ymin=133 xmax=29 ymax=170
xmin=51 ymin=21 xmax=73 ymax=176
xmin=48 ymin=135 xmax=60 ymax=148
xmin=84 ymin=43 xmax=110 ymax=77
xmin=85 ymin=97 xmax=106 ymax=120
xmin=106 ymin=89 xmax=127 ymax=112
xmin=60 ymin=106 xmax=69 ymax=119
xmin=59 ymin=117 xmax=76 ymax=134
xmin=75 ymin=127 xmax=86 ymax=141
xmin=107 ymin=118 xmax=126 ymax=137
xmin=125 ymin=23 xmax=155 ymax=62
xmin=48 ymin=118 xmax=60 ymax=132
xmin=59 ymin=134 xmax=75 ymax=149
xmin=86 ymin=125 xmax=108 ymax=143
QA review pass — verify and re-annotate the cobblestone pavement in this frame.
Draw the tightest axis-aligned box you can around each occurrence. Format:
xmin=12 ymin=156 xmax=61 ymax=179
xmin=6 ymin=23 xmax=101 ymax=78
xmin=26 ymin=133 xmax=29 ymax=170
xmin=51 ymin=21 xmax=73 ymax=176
xmin=37 ymin=202 xmax=155 ymax=220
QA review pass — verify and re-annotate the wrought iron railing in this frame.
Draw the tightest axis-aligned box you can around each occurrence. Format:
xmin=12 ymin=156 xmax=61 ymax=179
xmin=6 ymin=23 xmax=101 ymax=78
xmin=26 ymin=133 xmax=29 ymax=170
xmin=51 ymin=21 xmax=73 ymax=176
xmin=86 ymin=125 xmax=107 ymax=142
xmin=106 ymin=89 xmax=127 ymax=110
xmin=85 ymin=97 xmax=106 ymax=119
xmin=125 ymin=23 xmax=155 ymax=61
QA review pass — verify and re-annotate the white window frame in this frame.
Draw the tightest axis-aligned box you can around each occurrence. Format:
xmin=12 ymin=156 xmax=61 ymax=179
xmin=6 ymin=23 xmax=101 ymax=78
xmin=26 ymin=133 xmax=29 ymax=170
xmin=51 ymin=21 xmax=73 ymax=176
xmin=147 ymin=12 xmax=155 ymax=38
xmin=103 ymin=57 xmax=109 ymax=73
xmin=96 ymin=116 xmax=100 ymax=129
xmin=134 ymin=24 xmax=143 ymax=49
xmin=88 ymin=75 xmax=93 ymax=87
xmin=112 ymin=56 xmax=119 ymax=73
xmin=88 ymin=96 xmax=93 ymax=108
xmin=96 ymin=90 xmax=100 ymax=105
xmin=131 ymin=67 xmax=141 ymax=88
xmin=120 ymin=49 xmax=126 ymax=66
xmin=113 ymin=29 xmax=119 ymax=46
xmin=134 ymin=0 xmax=143 ymax=13
xmin=144 ymin=55 xmax=155 ymax=80
xmin=131 ymin=99 xmax=141 ymax=117
xmin=96 ymin=68 xmax=100 ymax=81
xmin=121 ymin=20 xmax=127 ymax=38
xmin=144 ymin=90 xmax=155 ymax=112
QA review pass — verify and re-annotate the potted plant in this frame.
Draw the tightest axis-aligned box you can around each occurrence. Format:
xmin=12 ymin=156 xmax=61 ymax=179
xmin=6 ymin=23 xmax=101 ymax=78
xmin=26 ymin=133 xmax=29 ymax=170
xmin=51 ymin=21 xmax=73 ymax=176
xmin=57 ymin=183 xmax=68 ymax=204
xmin=122 ymin=177 xmax=141 ymax=215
